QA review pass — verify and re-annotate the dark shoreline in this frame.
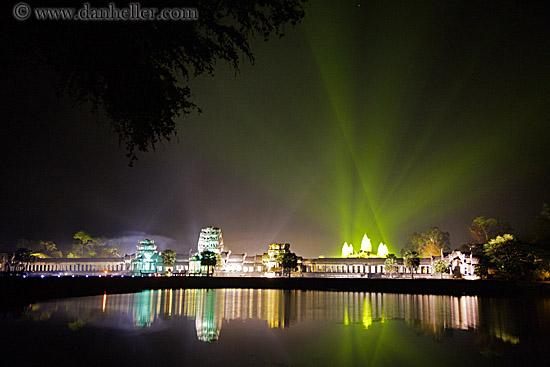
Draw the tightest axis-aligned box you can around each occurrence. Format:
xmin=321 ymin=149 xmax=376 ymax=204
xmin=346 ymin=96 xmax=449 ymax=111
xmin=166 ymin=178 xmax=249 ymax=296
xmin=2 ymin=276 xmax=550 ymax=306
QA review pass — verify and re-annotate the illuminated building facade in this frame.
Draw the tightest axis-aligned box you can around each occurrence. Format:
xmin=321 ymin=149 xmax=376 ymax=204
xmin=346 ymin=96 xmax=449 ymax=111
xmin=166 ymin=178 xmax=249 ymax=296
xmin=197 ymin=226 xmax=224 ymax=254
xmin=130 ymin=239 xmax=163 ymax=275
xmin=2 ymin=226 xmax=478 ymax=278
xmin=262 ymin=243 xmax=290 ymax=275
xmin=12 ymin=256 xmax=130 ymax=275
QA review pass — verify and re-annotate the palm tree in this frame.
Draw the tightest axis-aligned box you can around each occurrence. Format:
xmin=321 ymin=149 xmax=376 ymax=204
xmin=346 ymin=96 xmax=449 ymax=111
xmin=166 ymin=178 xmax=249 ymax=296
xmin=384 ymin=256 xmax=398 ymax=278
xmin=200 ymin=251 xmax=218 ymax=276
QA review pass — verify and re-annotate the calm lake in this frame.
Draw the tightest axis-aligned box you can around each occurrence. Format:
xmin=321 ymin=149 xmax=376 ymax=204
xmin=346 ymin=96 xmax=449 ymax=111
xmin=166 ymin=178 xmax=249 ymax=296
xmin=2 ymin=289 xmax=549 ymax=366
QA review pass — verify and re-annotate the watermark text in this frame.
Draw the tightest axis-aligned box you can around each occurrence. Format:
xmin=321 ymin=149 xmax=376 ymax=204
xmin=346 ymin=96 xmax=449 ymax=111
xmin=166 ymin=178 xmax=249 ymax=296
xmin=13 ymin=2 xmax=198 ymax=21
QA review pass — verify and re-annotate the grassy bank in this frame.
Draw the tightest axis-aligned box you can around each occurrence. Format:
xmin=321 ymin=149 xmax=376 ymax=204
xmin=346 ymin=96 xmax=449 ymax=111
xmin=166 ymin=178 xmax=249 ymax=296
xmin=2 ymin=276 xmax=550 ymax=306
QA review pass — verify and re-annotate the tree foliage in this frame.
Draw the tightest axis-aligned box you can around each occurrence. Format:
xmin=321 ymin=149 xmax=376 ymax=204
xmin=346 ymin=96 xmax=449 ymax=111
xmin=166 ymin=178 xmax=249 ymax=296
xmin=474 ymin=255 xmax=491 ymax=279
xmin=200 ymin=250 xmax=218 ymax=276
xmin=384 ymin=256 xmax=398 ymax=278
xmin=70 ymin=231 xmax=119 ymax=258
xmin=277 ymin=251 xmax=298 ymax=277
xmin=14 ymin=248 xmax=36 ymax=271
xmin=403 ymin=250 xmax=420 ymax=278
xmin=469 ymin=216 xmax=512 ymax=244
xmin=456 ymin=242 xmax=484 ymax=257
xmin=16 ymin=239 xmax=62 ymax=258
xmin=161 ymin=249 xmax=177 ymax=269
xmin=5 ymin=0 xmax=307 ymax=164
xmin=403 ymin=232 xmax=422 ymax=255
xmin=483 ymin=234 xmax=546 ymax=280
xmin=421 ymin=227 xmax=451 ymax=257
xmin=403 ymin=227 xmax=450 ymax=257
xmin=433 ymin=259 xmax=448 ymax=277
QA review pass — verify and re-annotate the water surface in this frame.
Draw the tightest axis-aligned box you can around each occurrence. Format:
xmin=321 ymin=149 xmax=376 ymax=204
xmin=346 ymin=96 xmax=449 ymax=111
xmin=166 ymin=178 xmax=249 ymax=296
xmin=2 ymin=289 xmax=548 ymax=366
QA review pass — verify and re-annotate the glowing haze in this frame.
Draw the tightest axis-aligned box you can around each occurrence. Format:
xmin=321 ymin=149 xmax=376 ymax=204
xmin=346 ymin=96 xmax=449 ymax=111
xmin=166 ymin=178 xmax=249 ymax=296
xmin=2 ymin=1 xmax=549 ymax=258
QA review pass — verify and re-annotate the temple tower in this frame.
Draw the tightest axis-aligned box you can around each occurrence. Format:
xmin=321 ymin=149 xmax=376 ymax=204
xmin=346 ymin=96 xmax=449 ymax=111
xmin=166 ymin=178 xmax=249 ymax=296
xmin=197 ymin=226 xmax=224 ymax=254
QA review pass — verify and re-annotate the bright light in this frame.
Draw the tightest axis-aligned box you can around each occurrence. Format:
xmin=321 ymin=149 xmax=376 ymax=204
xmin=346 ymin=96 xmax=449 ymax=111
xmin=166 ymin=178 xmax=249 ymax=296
xmin=40 ymin=275 xmax=45 ymax=278
xmin=342 ymin=242 xmax=354 ymax=258
xmin=377 ymin=243 xmax=389 ymax=258
xmin=360 ymin=234 xmax=372 ymax=253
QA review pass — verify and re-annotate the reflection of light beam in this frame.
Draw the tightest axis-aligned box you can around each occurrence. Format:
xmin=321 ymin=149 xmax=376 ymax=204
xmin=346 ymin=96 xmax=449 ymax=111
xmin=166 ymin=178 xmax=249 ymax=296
xmin=102 ymin=292 xmax=107 ymax=313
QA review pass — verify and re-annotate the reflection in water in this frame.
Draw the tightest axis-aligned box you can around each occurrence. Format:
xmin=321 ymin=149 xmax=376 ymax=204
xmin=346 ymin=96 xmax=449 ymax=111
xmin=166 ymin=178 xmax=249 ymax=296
xmin=19 ymin=289 xmax=549 ymax=346
xmin=133 ymin=290 xmax=154 ymax=327
xmin=194 ymin=290 xmax=222 ymax=342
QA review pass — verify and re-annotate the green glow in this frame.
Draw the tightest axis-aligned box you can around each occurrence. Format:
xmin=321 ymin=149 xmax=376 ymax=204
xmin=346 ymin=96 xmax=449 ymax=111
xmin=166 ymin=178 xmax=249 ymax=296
xmin=182 ymin=1 xmax=547 ymax=257
xmin=362 ymin=295 xmax=372 ymax=329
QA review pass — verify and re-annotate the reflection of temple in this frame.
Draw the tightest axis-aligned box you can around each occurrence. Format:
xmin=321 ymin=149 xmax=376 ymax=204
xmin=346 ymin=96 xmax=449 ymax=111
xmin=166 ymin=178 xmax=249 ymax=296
xmin=24 ymin=288 xmax=550 ymax=346
xmin=128 ymin=289 xmax=483 ymax=334
xmin=133 ymin=290 xmax=155 ymax=327
xmin=194 ymin=290 xmax=223 ymax=342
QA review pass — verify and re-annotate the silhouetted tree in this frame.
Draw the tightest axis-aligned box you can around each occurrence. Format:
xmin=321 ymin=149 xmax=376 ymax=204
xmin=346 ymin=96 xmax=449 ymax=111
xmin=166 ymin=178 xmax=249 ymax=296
xmin=14 ymin=248 xmax=36 ymax=271
xmin=469 ymin=217 xmax=512 ymax=244
xmin=277 ymin=251 xmax=298 ymax=277
xmin=4 ymin=1 xmax=306 ymax=164
xmin=403 ymin=233 xmax=423 ymax=255
xmin=403 ymin=251 xmax=420 ymax=278
xmin=474 ymin=255 xmax=491 ymax=279
xmin=456 ymin=242 xmax=484 ymax=257
xmin=200 ymin=250 xmax=218 ymax=276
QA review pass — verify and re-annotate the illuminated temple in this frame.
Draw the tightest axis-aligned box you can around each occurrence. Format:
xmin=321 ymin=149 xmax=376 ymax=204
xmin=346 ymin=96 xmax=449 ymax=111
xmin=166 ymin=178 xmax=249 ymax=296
xmin=2 ymin=226 xmax=478 ymax=278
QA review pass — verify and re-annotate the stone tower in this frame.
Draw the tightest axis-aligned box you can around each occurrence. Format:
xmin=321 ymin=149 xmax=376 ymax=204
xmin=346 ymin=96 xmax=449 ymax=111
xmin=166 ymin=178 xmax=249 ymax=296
xmin=197 ymin=226 xmax=224 ymax=254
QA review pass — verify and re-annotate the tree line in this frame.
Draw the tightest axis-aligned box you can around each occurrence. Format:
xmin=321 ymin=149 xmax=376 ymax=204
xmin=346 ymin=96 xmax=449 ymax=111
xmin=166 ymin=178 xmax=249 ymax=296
xmin=395 ymin=203 xmax=550 ymax=280
xmin=10 ymin=231 xmax=122 ymax=262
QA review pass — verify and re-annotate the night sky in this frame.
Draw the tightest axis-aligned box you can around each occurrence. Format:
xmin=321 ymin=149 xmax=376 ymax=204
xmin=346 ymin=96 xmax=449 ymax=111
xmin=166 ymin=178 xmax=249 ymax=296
xmin=2 ymin=0 xmax=549 ymax=257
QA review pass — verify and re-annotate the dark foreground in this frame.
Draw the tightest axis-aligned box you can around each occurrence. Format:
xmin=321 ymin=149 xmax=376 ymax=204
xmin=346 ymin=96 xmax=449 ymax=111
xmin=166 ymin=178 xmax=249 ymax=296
xmin=2 ymin=276 xmax=550 ymax=306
